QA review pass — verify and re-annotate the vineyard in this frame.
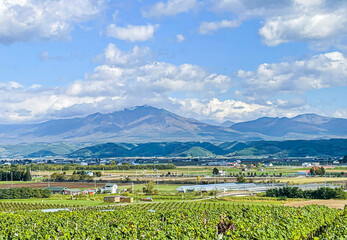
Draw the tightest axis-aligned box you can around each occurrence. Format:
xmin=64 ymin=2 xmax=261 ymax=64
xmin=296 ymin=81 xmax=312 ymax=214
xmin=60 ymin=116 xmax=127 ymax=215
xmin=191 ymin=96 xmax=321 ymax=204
xmin=0 ymin=202 xmax=79 ymax=212
xmin=0 ymin=202 xmax=345 ymax=239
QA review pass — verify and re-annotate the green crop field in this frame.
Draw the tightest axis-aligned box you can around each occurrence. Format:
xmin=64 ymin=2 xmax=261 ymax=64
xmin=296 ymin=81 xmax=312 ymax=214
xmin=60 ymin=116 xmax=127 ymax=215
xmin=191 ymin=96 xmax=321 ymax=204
xmin=0 ymin=202 xmax=345 ymax=239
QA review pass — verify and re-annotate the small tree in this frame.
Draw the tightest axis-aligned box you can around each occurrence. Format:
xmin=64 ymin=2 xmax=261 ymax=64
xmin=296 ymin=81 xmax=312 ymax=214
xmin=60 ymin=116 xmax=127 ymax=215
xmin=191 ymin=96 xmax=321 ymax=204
xmin=310 ymin=166 xmax=324 ymax=176
xmin=236 ymin=175 xmax=246 ymax=183
xmin=124 ymin=176 xmax=131 ymax=182
xmin=320 ymin=167 xmax=326 ymax=175
xmin=23 ymin=169 xmax=32 ymax=181
xmin=143 ymin=181 xmax=155 ymax=194
xmin=213 ymin=168 xmax=219 ymax=175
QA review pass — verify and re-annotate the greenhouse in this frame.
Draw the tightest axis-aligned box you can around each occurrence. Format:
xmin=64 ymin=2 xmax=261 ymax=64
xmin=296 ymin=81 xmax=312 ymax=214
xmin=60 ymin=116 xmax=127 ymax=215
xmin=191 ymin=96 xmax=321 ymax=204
xmin=176 ymin=183 xmax=258 ymax=193
xmin=176 ymin=183 xmax=338 ymax=193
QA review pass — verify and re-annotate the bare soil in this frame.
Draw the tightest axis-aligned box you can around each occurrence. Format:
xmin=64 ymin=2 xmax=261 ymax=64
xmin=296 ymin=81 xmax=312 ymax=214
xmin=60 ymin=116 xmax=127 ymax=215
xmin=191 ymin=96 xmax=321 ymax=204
xmin=284 ymin=200 xmax=347 ymax=209
xmin=0 ymin=182 xmax=106 ymax=189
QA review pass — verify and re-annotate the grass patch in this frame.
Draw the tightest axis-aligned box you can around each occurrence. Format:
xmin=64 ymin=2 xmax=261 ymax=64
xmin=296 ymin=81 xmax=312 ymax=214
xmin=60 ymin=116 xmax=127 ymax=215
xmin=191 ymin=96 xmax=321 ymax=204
xmin=278 ymin=177 xmax=347 ymax=184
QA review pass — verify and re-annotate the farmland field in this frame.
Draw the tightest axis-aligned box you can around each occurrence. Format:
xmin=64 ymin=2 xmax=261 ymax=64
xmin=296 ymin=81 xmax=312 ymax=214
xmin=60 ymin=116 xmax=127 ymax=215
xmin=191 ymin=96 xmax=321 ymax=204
xmin=0 ymin=202 xmax=345 ymax=239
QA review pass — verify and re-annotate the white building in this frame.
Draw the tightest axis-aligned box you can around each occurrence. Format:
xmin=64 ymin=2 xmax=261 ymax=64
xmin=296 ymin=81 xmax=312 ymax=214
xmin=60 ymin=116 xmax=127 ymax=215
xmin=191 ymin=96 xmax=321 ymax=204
xmin=100 ymin=183 xmax=118 ymax=194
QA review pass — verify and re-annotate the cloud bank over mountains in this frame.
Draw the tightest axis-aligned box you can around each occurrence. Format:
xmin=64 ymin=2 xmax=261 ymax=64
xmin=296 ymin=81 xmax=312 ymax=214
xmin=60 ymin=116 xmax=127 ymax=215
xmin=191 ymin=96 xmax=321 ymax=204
xmin=0 ymin=0 xmax=347 ymax=124
xmin=4 ymin=46 xmax=347 ymax=124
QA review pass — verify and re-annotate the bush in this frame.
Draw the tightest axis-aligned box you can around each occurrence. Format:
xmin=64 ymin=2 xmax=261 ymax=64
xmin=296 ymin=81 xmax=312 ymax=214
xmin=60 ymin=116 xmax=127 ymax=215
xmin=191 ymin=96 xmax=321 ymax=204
xmin=0 ymin=188 xmax=51 ymax=199
xmin=266 ymin=187 xmax=346 ymax=199
xmin=236 ymin=175 xmax=246 ymax=183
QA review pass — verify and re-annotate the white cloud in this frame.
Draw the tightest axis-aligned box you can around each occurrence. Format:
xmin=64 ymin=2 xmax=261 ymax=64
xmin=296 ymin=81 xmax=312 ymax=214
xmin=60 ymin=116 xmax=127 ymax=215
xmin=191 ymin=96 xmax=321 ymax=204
xmin=211 ymin=0 xmax=293 ymax=17
xmin=39 ymin=51 xmax=65 ymax=61
xmin=0 ymin=0 xmax=106 ymax=44
xmin=210 ymin=0 xmax=347 ymax=49
xmin=259 ymin=10 xmax=347 ymax=47
xmin=334 ymin=109 xmax=347 ymax=119
xmin=238 ymin=51 xmax=347 ymax=98
xmin=106 ymin=24 xmax=159 ymax=42
xmin=0 ymin=44 xmax=233 ymax=122
xmin=3 ymin=45 xmax=343 ymax=123
xmin=0 ymin=81 xmax=23 ymax=91
xmin=171 ymin=97 xmax=271 ymax=122
xmin=198 ymin=19 xmax=241 ymax=34
xmin=143 ymin=0 xmax=199 ymax=18
xmin=96 ymin=43 xmax=154 ymax=66
xmin=40 ymin=52 xmax=51 ymax=62
xmin=176 ymin=34 xmax=185 ymax=42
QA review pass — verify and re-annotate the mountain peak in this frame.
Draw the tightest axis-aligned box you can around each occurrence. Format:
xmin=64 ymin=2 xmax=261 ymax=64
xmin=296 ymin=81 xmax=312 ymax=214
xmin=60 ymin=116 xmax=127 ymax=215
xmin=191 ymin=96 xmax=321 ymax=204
xmin=127 ymin=105 xmax=157 ymax=110
xmin=220 ymin=120 xmax=235 ymax=127
xmin=293 ymin=113 xmax=331 ymax=124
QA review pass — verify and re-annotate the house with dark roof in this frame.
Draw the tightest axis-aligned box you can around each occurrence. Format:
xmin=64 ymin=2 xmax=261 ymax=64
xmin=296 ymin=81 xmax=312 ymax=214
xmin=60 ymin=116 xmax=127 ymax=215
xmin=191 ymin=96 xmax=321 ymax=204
xmin=45 ymin=187 xmax=68 ymax=194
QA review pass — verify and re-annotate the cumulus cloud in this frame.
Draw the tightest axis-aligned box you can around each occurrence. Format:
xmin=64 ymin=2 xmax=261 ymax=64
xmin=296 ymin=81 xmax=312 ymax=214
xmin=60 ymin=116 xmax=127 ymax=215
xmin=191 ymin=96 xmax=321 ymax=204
xmin=259 ymin=8 xmax=347 ymax=47
xmin=210 ymin=0 xmax=347 ymax=48
xmin=238 ymin=51 xmax=347 ymax=99
xmin=95 ymin=43 xmax=155 ymax=66
xmin=0 ymin=81 xmax=23 ymax=91
xmin=198 ymin=19 xmax=241 ymax=34
xmin=0 ymin=0 xmax=106 ymax=44
xmin=143 ymin=0 xmax=200 ymax=18
xmin=176 ymin=34 xmax=185 ymax=42
xmin=171 ymin=97 xmax=271 ymax=122
xmin=334 ymin=109 xmax=347 ymax=119
xmin=169 ymin=97 xmax=311 ymax=122
xmin=106 ymin=24 xmax=159 ymax=42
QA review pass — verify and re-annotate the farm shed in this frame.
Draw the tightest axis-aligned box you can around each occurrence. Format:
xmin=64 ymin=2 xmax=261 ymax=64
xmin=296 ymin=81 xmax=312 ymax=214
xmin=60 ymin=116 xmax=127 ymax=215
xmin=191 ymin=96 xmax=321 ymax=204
xmin=104 ymin=196 xmax=133 ymax=203
xmin=104 ymin=196 xmax=121 ymax=203
xmin=120 ymin=197 xmax=133 ymax=203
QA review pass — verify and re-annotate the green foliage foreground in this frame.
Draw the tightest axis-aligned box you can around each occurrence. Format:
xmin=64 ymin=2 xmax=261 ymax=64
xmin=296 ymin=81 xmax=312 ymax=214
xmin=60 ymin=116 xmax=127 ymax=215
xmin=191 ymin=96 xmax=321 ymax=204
xmin=0 ymin=202 xmax=345 ymax=239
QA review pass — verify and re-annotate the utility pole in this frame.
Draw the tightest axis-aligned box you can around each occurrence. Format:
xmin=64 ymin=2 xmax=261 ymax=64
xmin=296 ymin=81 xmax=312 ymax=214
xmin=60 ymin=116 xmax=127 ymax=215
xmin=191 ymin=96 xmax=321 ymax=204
xmin=156 ymin=170 xmax=159 ymax=191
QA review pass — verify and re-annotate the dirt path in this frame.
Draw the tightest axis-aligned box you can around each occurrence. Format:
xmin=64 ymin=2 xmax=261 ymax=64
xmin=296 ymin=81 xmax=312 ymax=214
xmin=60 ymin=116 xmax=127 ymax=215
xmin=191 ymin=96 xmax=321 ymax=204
xmin=0 ymin=182 xmax=106 ymax=189
xmin=284 ymin=200 xmax=347 ymax=209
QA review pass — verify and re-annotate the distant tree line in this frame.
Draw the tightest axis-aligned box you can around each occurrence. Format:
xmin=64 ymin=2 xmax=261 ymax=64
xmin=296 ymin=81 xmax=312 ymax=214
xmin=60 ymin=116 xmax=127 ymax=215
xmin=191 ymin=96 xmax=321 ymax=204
xmin=0 ymin=169 xmax=32 ymax=181
xmin=49 ymin=171 xmax=102 ymax=181
xmin=0 ymin=187 xmax=50 ymax=199
xmin=7 ymin=163 xmax=176 ymax=171
xmin=266 ymin=187 xmax=346 ymax=199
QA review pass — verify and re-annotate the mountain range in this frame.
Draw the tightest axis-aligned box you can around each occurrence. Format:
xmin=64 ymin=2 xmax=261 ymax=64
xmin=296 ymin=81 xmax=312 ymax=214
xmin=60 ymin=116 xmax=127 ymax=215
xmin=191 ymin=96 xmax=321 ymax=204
xmin=0 ymin=105 xmax=347 ymax=144
xmin=67 ymin=139 xmax=347 ymax=158
xmin=2 ymin=139 xmax=347 ymax=158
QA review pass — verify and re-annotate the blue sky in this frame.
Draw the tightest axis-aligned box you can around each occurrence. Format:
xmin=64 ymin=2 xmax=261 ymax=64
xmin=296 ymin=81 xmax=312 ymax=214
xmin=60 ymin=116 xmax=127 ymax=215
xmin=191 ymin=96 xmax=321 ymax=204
xmin=0 ymin=0 xmax=347 ymax=124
